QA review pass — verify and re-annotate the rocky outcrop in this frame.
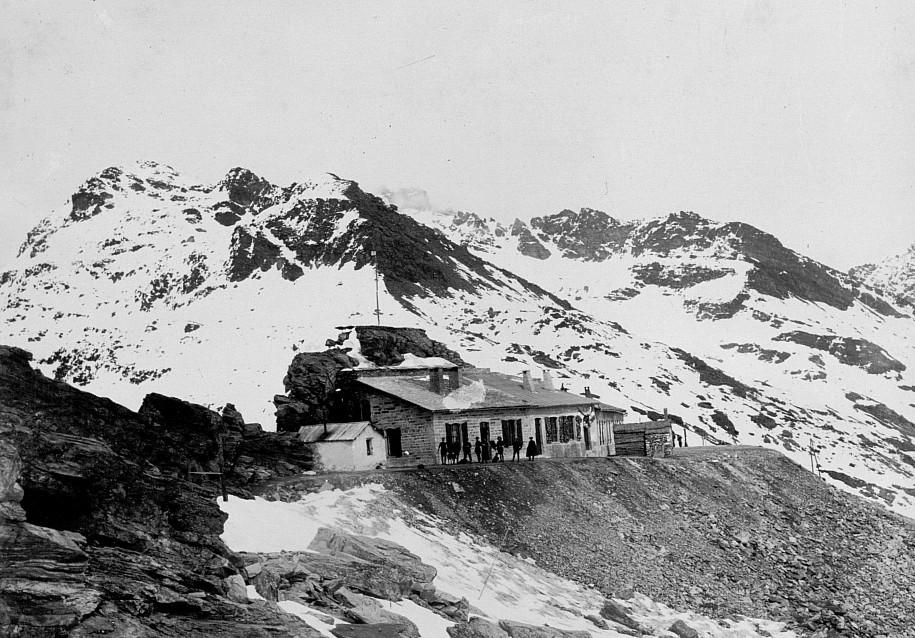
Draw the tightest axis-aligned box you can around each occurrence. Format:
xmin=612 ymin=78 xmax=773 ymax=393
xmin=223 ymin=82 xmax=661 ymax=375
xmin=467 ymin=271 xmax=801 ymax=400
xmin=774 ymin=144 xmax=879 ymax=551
xmin=241 ymin=527 xmax=468 ymax=628
xmin=773 ymin=331 xmax=906 ymax=374
xmin=0 ymin=345 xmax=319 ymax=636
xmin=277 ymin=349 xmax=358 ymax=431
xmin=352 ymin=326 xmax=466 ymax=367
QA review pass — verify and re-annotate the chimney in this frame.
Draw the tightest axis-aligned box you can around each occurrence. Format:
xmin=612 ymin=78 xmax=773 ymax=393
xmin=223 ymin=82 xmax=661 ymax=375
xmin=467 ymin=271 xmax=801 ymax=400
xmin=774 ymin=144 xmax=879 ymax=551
xmin=584 ymin=386 xmax=592 ymax=398
xmin=429 ymin=368 xmax=444 ymax=394
xmin=522 ymin=370 xmax=535 ymax=393
xmin=447 ymin=367 xmax=462 ymax=391
xmin=542 ymin=370 xmax=555 ymax=391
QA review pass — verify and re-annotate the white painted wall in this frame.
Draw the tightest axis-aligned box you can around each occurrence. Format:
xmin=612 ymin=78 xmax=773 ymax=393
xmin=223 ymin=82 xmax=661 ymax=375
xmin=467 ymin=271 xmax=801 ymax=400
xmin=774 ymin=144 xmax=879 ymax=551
xmin=314 ymin=429 xmax=383 ymax=471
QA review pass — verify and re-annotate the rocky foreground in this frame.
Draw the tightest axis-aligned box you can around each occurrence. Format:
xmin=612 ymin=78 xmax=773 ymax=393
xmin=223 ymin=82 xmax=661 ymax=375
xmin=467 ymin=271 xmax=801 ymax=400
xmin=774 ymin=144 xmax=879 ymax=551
xmin=264 ymin=448 xmax=915 ymax=638
xmin=0 ymin=345 xmax=318 ymax=636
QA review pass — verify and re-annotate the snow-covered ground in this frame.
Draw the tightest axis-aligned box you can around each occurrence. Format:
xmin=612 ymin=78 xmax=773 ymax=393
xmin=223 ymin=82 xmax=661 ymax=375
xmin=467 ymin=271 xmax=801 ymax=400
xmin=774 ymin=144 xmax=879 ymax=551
xmin=220 ymin=484 xmax=795 ymax=638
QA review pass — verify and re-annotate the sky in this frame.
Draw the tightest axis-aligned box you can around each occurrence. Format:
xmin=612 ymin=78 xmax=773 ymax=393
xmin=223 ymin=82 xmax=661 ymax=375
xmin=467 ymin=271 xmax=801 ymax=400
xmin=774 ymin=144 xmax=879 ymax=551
xmin=1 ymin=1 xmax=914 ymax=271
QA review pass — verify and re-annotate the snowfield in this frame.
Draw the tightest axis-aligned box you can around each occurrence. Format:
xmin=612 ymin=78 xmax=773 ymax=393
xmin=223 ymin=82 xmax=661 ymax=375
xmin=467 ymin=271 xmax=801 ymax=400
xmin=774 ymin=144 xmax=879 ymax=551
xmin=219 ymin=484 xmax=795 ymax=638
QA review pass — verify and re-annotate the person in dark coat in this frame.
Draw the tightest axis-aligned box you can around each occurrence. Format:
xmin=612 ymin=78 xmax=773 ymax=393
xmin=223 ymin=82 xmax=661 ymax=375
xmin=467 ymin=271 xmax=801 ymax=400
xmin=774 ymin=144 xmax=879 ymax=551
xmin=495 ymin=437 xmax=505 ymax=462
xmin=474 ymin=437 xmax=482 ymax=463
xmin=462 ymin=439 xmax=472 ymax=462
xmin=449 ymin=440 xmax=460 ymax=464
xmin=438 ymin=438 xmax=448 ymax=464
xmin=526 ymin=437 xmax=538 ymax=460
xmin=482 ymin=438 xmax=490 ymax=462
xmin=511 ymin=437 xmax=522 ymax=462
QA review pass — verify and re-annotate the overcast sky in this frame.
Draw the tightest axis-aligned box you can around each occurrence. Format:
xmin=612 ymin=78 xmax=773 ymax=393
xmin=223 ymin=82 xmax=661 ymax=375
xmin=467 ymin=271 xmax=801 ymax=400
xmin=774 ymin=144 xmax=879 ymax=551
xmin=2 ymin=1 xmax=913 ymax=270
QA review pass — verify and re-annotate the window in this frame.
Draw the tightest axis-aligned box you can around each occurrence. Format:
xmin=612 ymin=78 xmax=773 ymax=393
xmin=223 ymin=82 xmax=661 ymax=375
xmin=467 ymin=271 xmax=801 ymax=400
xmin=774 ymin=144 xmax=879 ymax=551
xmin=575 ymin=416 xmax=582 ymax=441
xmin=546 ymin=417 xmax=558 ymax=444
xmin=501 ymin=419 xmax=522 ymax=446
xmin=559 ymin=416 xmax=574 ymax=443
xmin=366 ymin=438 xmax=374 ymax=456
xmin=445 ymin=422 xmax=461 ymax=446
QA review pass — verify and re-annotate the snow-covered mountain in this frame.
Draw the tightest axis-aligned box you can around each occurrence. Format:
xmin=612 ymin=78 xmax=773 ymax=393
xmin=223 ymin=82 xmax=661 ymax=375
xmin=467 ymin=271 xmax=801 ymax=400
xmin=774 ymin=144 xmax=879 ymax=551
xmin=3 ymin=161 xmax=915 ymax=519
xmin=850 ymin=241 xmax=915 ymax=308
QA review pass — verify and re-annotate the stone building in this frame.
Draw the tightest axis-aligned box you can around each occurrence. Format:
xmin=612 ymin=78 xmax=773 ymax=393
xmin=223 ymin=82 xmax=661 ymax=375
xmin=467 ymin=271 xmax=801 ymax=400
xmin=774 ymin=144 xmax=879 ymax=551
xmin=342 ymin=363 xmax=624 ymax=467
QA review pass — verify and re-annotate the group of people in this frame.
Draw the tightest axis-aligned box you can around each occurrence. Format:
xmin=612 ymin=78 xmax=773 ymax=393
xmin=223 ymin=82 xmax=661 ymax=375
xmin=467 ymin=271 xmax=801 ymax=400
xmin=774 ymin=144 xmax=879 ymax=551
xmin=438 ymin=436 xmax=540 ymax=464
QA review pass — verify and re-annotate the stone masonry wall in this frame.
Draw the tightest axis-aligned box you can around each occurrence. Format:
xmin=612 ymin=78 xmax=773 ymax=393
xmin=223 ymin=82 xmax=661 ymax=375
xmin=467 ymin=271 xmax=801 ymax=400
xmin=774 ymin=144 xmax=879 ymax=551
xmin=434 ymin=406 xmax=613 ymax=460
xmin=366 ymin=393 xmax=435 ymax=465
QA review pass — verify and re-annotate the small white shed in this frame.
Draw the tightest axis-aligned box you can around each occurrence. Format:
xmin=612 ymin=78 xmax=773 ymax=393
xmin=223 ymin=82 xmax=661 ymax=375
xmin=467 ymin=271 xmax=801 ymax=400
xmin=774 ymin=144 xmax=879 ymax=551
xmin=298 ymin=421 xmax=384 ymax=471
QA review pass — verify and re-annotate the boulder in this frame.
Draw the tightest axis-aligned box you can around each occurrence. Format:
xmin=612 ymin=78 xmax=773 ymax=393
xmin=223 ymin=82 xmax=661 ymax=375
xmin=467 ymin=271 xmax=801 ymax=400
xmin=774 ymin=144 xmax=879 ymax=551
xmin=223 ymin=574 xmax=249 ymax=604
xmin=668 ymin=619 xmax=699 ymax=638
xmin=331 ymin=623 xmax=415 ymax=638
xmin=447 ymin=617 xmax=511 ymax=638
xmin=309 ymin=527 xmax=437 ymax=588
xmin=599 ymin=600 xmax=640 ymax=631
xmin=584 ymin=614 xmax=608 ymax=630
xmin=497 ymin=619 xmax=591 ymax=638
xmin=348 ymin=604 xmax=420 ymax=638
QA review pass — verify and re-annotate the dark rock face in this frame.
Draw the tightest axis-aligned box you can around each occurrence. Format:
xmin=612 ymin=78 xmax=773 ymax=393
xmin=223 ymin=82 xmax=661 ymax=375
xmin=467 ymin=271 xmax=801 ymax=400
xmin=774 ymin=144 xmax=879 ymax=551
xmin=632 ymin=263 xmax=735 ymax=289
xmin=0 ymin=345 xmax=318 ymax=637
xmin=530 ymin=208 xmax=629 ymax=261
xmin=670 ymin=348 xmax=756 ymax=398
xmin=354 ymin=326 xmax=466 ymax=367
xmin=278 ymin=349 xmax=359 ymax=431
xmin=514 ymin=226 xmax=551 ymax=260
xmin=70 ymin=177 xmax=114 ymax=221
xmin=217 ymin=167 xmax=280 ymax=212
xmin=227 ymin=226 xmax=303 ymax=282
xmin=774 ymin=331 xmax=906 ymax=374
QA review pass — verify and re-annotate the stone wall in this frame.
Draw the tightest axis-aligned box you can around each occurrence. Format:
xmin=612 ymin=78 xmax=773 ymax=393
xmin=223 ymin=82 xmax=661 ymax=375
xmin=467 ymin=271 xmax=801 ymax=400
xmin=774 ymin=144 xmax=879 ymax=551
xmin=365 ymin=393 xmax=435 ymax=465
xmin=433 ymin=406 xmax=613 ymax=460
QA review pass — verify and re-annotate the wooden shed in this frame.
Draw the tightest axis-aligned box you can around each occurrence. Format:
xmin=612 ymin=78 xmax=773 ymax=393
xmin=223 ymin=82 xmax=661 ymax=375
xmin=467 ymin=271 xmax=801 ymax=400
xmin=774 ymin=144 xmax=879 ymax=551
xmin=613 ymin=419 xmax=673 ymax=457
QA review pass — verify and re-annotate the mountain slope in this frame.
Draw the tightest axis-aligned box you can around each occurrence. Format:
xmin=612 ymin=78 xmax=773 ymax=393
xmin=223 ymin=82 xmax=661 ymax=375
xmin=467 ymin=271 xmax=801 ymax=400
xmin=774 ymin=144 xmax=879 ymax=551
xmin=3 ymin=164 xmax=915 ymax=519
xmin=851 ymin=241 xmax=915 ymax=308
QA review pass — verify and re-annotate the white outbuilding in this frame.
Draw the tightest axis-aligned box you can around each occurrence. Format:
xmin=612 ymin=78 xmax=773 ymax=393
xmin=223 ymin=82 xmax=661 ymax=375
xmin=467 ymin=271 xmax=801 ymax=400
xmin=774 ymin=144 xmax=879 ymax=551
xmin=297 ymin=421 xmax=384 ymax=471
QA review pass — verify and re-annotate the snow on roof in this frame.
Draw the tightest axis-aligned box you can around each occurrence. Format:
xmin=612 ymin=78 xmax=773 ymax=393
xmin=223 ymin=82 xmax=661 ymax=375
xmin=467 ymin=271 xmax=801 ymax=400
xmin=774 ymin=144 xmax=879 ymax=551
xmin=298 ymin=421 xmax=373 ymax=443
xmin=356 ymin=369 xmax=625 ymax=413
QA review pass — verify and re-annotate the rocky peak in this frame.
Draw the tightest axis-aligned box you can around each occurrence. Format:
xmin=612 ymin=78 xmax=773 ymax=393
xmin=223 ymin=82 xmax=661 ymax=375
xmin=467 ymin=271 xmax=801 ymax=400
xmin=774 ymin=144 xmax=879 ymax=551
xmin=530 ymin=207 xmax=629 ymax=261
xmin=216 ymin=167 xmax=279 ymax=210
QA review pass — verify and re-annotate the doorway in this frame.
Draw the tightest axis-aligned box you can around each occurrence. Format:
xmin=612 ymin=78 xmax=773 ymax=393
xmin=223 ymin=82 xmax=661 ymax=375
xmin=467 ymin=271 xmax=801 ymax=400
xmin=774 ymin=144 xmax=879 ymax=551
xmin=386 ymin=428 xmax=402 ymax=457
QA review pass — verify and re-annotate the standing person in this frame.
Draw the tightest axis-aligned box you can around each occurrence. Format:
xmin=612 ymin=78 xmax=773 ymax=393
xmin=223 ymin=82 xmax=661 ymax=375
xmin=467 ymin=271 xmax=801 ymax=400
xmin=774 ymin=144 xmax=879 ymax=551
xmin=495 ymin=436 xmax=505 ymax=462
xmin=449 ymin=440 xmax=460 ymax=464
xmin=511 ymin=437 xmax=522 ymax=462
xmin=474 ymin=437 xmax=482 ymax=463
xmin=482 ymin=438 xmax=490 ymax=463
xmin=526 ymin=437 xmax=538 ymax=461
xmin=438 ymin=437 xmax=448 ymax=464
xmin=462 ymin=439 xmax=472 ymax=463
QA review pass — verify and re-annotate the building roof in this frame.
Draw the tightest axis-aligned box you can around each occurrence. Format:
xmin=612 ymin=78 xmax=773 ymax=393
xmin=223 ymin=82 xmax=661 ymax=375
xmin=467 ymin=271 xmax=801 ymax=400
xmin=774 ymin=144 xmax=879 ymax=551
xmin=298 ymin=421 xmax=374 ymax=443
xmin=356 ymin=369 xmax=625 ymax=414
xmin=614 ymin=420 xmax=672 ymax=434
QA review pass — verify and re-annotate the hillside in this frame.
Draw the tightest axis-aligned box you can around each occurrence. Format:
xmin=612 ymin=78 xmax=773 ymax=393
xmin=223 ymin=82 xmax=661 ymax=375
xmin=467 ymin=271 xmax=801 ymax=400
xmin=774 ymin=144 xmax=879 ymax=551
xmin=851 ymin=242 xmax=915 ymax=309
xmin=243 ymin=448 xmax=915 ymax=638
xmin=2 ymin=162 xmax=915 ymax=520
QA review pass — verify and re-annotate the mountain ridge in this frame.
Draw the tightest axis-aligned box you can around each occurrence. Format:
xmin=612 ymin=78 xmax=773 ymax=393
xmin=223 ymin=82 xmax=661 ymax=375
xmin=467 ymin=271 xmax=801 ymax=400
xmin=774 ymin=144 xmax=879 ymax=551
xmin=2 ymin=163 xmax=915 ymax=520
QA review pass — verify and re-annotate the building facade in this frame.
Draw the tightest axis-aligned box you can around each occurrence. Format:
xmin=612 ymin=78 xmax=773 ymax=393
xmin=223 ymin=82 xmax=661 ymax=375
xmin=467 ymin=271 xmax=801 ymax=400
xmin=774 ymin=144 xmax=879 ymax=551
xmin=344 ymin=365 xmax=624 ymax=467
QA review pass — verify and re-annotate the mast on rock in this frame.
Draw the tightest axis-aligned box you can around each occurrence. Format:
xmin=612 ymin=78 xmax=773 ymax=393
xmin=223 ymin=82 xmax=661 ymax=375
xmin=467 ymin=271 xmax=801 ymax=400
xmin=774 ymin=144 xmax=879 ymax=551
xmin=372 ymin=250 xmax=381 ymax=326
